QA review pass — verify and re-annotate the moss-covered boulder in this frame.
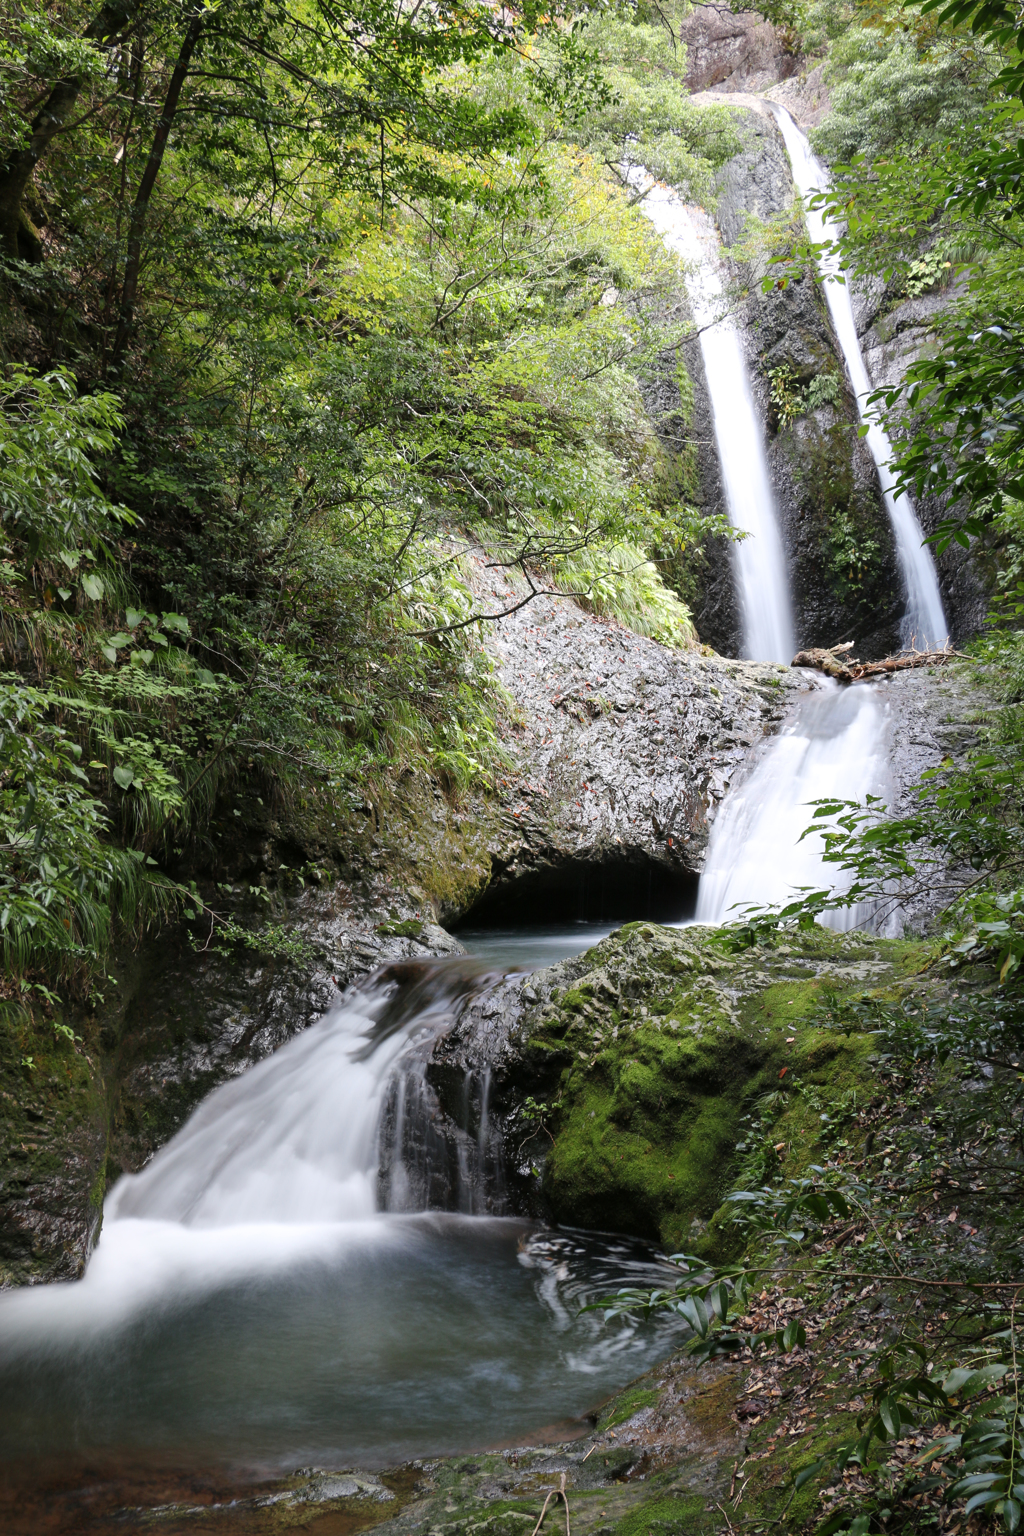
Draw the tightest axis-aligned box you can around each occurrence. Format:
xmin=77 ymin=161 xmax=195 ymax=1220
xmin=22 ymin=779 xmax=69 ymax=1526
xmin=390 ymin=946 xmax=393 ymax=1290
xmin=499 ymin=922 xmax=913 ymax=1252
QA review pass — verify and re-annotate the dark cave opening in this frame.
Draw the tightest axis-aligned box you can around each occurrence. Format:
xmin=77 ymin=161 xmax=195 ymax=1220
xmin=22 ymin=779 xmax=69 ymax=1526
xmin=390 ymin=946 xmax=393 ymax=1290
xmin=454 ymin=855 xmax=698 ymax=930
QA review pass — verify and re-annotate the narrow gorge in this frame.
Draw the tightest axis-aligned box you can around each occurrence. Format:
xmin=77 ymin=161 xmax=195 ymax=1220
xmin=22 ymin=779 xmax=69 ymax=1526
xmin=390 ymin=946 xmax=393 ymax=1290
xmin=1 ymin=4 xmax=1021 ymax=1535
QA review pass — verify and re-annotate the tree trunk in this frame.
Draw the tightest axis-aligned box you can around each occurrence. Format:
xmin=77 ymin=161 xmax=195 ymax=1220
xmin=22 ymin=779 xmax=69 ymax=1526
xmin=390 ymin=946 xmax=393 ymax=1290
xmin=0 ymin=0 xmax=139 ymax=260
xmin=111 ymin=5 xmax=205 ymax=365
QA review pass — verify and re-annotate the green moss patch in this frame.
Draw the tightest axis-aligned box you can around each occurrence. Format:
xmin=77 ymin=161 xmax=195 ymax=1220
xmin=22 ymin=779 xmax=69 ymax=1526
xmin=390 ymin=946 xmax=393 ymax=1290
xmin=0 ymin=1010 xmax=107 ymax=1285
xmin=517 ymin=924 xmax=911 ymax=1252
xmin=596 ymin=1386 xmax=659 ymax=1432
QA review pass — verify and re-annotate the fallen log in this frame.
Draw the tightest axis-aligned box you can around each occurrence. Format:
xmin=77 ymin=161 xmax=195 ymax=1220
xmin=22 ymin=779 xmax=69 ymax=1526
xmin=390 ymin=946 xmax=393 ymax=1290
xmin=792 ymin=644 xmax=965 ymax=682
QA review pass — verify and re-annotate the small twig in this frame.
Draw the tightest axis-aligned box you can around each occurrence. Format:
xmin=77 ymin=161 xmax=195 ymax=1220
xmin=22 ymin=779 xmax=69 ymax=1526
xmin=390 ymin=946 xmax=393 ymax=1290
xmin=198 ymin=906 xmax=216 ymax=952
xmin=531 ymin=1473 xmax=570 ymax=1536
xmin=529 ymin=1489 xmax=557 ymax=1536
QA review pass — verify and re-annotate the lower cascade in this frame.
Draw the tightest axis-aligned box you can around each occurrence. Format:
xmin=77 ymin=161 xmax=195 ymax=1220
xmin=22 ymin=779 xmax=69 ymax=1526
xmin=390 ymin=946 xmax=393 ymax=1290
xmin=0 ymin=959 xmax=687 ymax=1473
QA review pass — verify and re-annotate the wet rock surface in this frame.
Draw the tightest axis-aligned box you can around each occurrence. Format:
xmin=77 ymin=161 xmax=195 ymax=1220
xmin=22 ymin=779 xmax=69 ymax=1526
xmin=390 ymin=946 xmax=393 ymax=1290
xmin=681 ymin=7 xmax=799 ymax=94
xmin=0 ymin=1027 xmax=106 ymax=1288
xmin=467 ymin=559 xmax=797 ymax=911
xmin=0 ymin=889 xmax=469 ymax=1285
xmin=102 ymin=895 xmax=467 ymax=1184
xmin=438 ymin=921 xmax=905 ymax=1242
xmin=852 ymin=278 xmax=987 ymax=642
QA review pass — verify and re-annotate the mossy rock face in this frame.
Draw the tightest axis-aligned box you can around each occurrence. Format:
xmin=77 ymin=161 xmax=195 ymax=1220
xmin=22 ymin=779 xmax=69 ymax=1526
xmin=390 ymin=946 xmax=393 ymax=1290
xmin=505 ymin=922 xmax=910 ymax=1253
xmin=0 ymin=1013 xmax=107 ymax=1287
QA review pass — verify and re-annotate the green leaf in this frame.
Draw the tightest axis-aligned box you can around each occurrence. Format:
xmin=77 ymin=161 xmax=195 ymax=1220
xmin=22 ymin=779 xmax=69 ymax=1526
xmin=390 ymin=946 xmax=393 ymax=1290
xmin=965 ymin=1489 xmax=1006 ymax=1514
xmin=81 ymin=572 xmax=104 ymax=600
xmin=112 ymin=765 xmax=135 ymax=790
xmin=679 ymin=1294 xmax=711 ymax=1337
xmin=782 ymin=1319 xmax=806 ymax=1351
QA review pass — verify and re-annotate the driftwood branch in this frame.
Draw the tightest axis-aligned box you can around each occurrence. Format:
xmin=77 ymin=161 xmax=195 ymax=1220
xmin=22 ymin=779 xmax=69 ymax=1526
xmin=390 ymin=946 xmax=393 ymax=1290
xmin=792 ymin=641 xmax=968 ymax=683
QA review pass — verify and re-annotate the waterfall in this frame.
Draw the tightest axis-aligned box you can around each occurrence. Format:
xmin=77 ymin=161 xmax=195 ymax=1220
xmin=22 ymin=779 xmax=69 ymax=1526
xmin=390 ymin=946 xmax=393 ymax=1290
xmin=633 ymin=174 xmax=795 ymax=664
xmin=767 ymin=105 xmax=948 ymax=649
xmin=107 ymin=959 xmax=500 ymax=1228
xmin=0 ymin=957 xmax=692 ymax=1473
xmin=696 ymin=678 xmax=890 ymax=929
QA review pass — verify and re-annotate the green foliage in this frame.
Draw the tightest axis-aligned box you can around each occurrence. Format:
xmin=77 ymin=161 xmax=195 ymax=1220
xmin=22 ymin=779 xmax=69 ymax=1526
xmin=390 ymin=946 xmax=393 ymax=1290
xmin=809 ymin=13 xmax=998 ymax=164
xmin=555 ymin=541 xmax=696 ymax=646
xmin=0 ymin=678 xmax=182 ymax=991
xmin=566 ymin=4 xmax=743 ymax=199
xmin=0 ymin=0 xmax=721 ymax=1001
xmin=823 ymin=507 xmax=884 ymax=601
xmin=599 ymin=974 xmax=1024 ymax=1531
xmin=768 ymin=363 xmax=842 ymax=427
xmin=0 ymin=367 xmax=133 ymax=605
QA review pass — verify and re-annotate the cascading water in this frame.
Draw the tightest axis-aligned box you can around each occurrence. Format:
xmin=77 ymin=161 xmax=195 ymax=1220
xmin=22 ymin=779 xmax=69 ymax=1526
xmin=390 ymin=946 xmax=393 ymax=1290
xmin=632 ymin=173 xmax=795 ymax=664
xmin=104 ymin=959 xmax=494 ymax=1227
xmin=629 ymin=169 xmax=892 ymax=921
xmin=695 ymin=678 xmax=890 ymax=928
xmin=0 ymin=957 xmax=687 ymax=1488
xmin=767 ymin=104 xmax=948 ymax=650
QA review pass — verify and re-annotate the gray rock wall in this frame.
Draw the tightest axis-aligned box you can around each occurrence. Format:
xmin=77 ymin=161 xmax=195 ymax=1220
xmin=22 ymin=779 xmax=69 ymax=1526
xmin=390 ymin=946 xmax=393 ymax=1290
xmin=466 ymin=556 xmax=797 ymax=899
xmin=680 ymin=6 xmax=800 ymax=93
xmin=853 ymin=278 xmax=987 ymax=641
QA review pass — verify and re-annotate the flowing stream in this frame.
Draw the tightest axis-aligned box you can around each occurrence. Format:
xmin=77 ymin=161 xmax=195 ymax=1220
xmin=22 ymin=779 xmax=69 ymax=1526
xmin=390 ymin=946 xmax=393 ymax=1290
xmin=767 ymin=104 xmax=948 ymax=649
xmin=632 ymin=174 xmax=795 ymax=663
xmin=0 ymin=957 xmax=687 ymax=1492
xmin=3 ymin=129 xmax=953 ymax=1521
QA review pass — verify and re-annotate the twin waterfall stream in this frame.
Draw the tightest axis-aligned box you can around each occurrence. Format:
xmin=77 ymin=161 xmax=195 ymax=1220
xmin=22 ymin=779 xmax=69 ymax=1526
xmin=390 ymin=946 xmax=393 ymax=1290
xmin=634 ymin=107 xmax=946 ymax=926
xmin=0 ymin=110 xmax=949 ymax=1501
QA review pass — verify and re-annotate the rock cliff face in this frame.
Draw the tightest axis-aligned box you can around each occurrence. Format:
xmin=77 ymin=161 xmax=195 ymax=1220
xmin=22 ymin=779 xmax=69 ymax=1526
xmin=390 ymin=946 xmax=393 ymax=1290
xmin=852 ymin=278 xmax=987 ymax=641
xmin=462 ymin=560 xmax=795 ymax=918
xmin=680 ymin=6 xmax=799 ymax=94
